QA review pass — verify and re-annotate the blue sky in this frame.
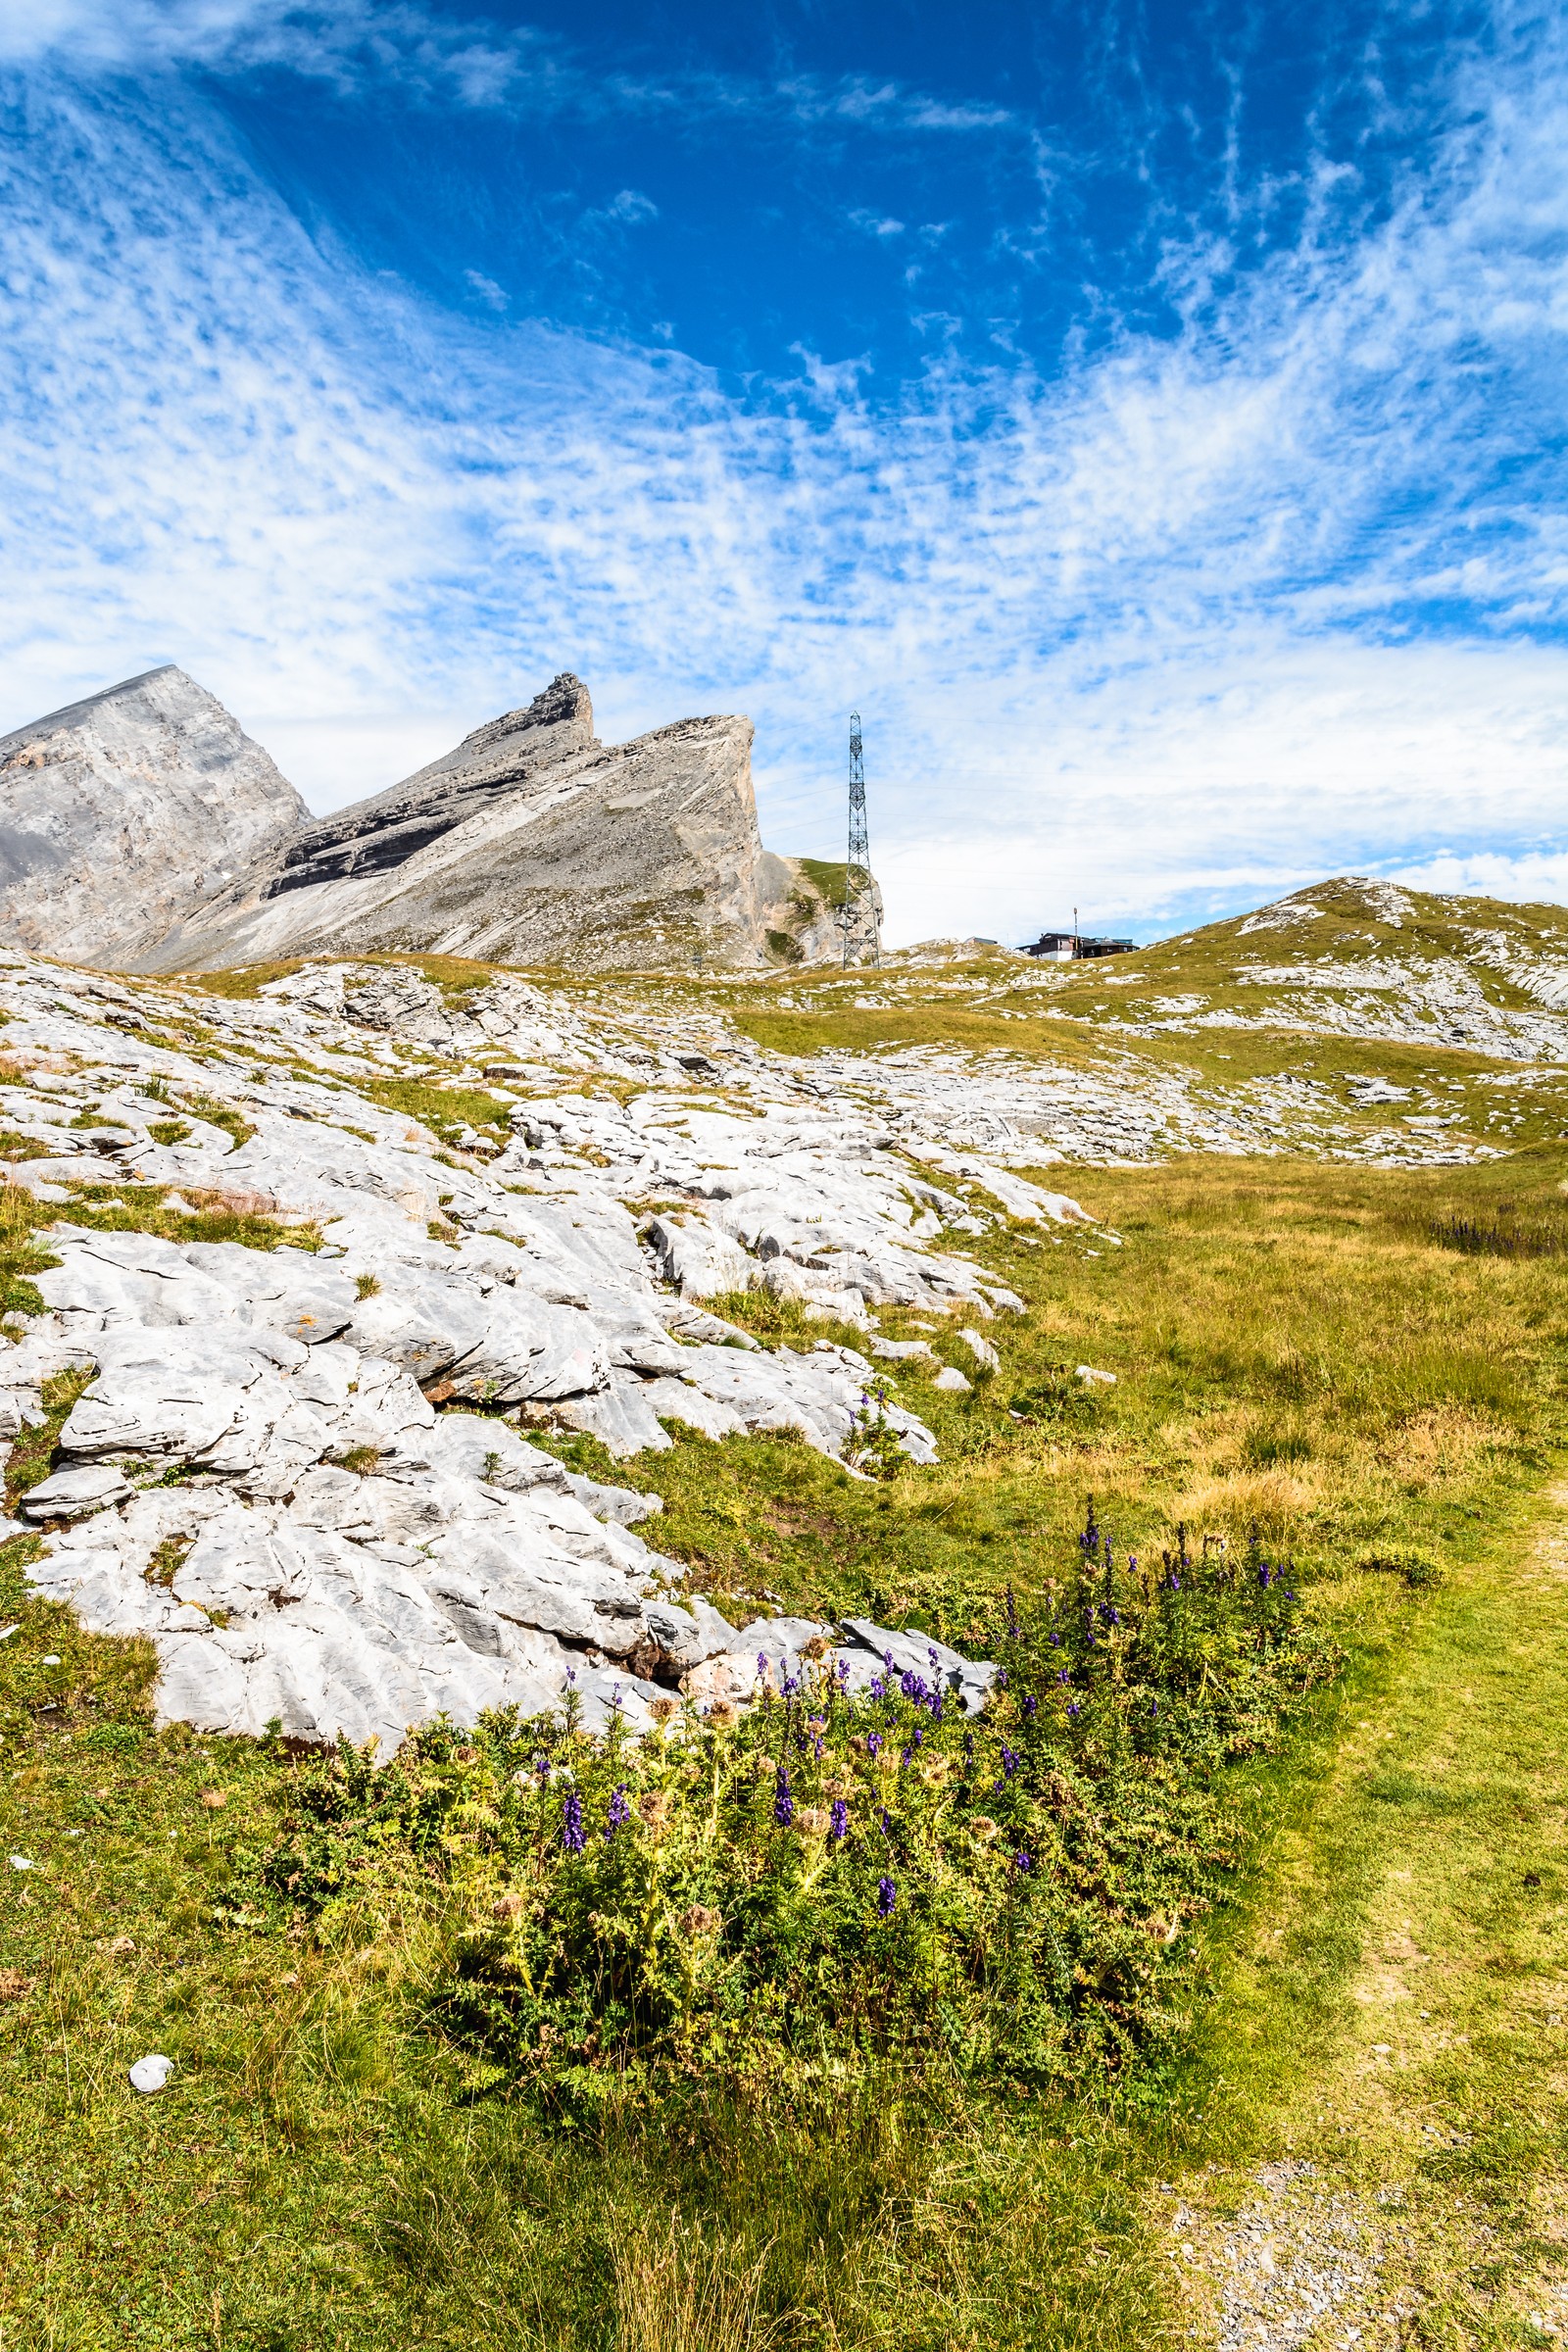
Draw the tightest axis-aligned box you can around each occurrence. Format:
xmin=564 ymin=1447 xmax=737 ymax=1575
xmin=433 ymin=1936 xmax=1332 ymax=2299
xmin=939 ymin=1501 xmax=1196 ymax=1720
xmin=2 ymin=0 xmax=1567 ymax=946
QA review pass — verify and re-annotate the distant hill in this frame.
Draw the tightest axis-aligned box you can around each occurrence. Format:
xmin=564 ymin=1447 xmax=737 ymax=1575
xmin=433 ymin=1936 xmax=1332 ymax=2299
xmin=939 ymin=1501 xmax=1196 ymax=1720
xmin=1016 ymin=876 xmax=1568 ymax=1063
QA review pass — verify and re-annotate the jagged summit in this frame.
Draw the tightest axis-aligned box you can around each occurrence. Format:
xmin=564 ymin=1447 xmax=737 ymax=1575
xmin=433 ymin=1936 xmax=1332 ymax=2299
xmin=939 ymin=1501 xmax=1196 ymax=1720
xmin=0 ymin=663 xmax=861 ymax=974
xmin=263 ymin=674 xmax=600 ymax=901
xmin=138 ymin=675 xmax=832 ymax=974
xmin=0 ymin=666 xmax=308 ymax=967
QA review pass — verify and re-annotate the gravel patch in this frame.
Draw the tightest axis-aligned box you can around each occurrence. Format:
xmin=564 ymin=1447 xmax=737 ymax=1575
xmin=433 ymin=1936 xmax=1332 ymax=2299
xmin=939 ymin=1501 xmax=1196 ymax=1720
xmin=1168 ymin=2163 xmax=1421 ymax=2350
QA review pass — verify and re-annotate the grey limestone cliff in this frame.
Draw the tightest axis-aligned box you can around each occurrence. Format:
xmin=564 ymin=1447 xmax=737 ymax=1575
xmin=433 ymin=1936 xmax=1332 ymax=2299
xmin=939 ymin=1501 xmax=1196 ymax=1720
xmin=141 ymin=675 xmax=788 ymax=973
xmin=1 ymin=662 xmax=863 ymax=973
xmin=0 ymin=667 xmax=309 ymax=967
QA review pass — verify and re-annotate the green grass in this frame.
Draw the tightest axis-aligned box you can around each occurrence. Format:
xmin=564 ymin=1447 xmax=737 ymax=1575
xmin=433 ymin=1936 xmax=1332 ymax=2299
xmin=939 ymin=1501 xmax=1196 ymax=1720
xmin=4 ymin=1150 xmax=1568 ymax=2345
xmin=359 ymin=1076 xmax=514 ymax=1139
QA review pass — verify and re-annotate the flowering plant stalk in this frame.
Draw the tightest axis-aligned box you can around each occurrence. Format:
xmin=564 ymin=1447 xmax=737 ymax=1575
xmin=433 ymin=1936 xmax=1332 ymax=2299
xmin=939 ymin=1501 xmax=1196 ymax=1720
xmin=256 ymin=1498 xmax=1345 ymax=2112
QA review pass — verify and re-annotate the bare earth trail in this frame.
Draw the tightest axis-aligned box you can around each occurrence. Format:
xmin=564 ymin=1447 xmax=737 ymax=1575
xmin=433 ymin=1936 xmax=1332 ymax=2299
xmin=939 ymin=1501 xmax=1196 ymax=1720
xmin=1163 ymin=1482 xmax=1568 ymax=2351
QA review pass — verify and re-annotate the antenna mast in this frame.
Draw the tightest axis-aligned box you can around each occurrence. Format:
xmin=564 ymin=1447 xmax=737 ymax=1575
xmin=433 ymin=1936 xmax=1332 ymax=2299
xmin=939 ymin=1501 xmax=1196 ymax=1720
xmin=842 ymin=709 xmax=881 ymax=968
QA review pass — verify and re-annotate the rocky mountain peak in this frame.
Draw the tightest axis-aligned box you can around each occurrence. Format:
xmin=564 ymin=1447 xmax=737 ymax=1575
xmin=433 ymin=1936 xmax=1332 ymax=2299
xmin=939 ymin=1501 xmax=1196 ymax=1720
xmin=0 ymin=665 xmax=308 ymax=967
xmin=0 ymin=662 xmax=865 ymax=974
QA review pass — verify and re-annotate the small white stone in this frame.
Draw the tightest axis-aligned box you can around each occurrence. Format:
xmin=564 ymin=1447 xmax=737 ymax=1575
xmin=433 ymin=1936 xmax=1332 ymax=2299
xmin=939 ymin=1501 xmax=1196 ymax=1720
xmin=128 ymin=2053 xmax=173 ymax=2094
xmin=8 ymin=1854 xmax=32 ymax=1870
xmin=932 ymin=1366 xmax=971 ymax=1394
xmin=40 ymin=1654 xmax=61 ymax=1665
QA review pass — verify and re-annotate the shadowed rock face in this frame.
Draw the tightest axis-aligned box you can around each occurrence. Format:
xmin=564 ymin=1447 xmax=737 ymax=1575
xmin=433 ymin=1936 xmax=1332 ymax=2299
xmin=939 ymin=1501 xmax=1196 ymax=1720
xmin=0 ymin=667 xmax=308 ymax=966
xmin=140 ymin=674 xmax=782 ymax=973
xmin=262 ymin=673 xmax=598 ymax=899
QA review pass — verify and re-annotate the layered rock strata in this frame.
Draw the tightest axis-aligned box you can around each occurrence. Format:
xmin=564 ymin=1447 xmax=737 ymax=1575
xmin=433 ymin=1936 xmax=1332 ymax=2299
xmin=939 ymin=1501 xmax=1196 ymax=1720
xmin=141 ymin=674 xmax=799 ymax=973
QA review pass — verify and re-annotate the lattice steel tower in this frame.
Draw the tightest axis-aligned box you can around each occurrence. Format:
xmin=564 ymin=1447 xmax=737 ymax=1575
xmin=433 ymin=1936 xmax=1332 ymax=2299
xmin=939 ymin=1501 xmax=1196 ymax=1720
xmin=841 ymin=709 xmax=881 ymax=967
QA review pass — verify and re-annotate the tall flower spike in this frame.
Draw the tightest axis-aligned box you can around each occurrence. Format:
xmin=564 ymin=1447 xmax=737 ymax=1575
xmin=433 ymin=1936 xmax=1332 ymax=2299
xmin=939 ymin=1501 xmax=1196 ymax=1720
xmin=876 ymin=1876 xmax=897 ymax=1917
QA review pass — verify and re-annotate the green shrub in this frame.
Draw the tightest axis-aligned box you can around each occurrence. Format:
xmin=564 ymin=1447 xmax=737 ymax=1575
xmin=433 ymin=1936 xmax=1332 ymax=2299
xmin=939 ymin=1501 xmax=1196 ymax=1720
xmin=1007 ymin=1363 xmax=1100 ymax=1428
xmin=249 ymin=1502 xmax=1345 ymax=2111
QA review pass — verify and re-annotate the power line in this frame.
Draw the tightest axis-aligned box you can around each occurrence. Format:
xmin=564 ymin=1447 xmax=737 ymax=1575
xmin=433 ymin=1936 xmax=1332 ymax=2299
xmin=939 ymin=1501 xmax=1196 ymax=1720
xmin=842 ymin=709 xmax=881 ymax=968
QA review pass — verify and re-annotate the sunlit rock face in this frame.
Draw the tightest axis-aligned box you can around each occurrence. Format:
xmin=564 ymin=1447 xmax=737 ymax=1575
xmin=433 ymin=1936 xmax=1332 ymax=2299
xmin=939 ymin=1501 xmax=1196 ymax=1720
xmin=0 ymin=667 xmax=308 ymax=967
xmin=0 ymin=947 xmax=1050 ymax=1746
xmin=139 ymin=674 xmax=781 ymax=973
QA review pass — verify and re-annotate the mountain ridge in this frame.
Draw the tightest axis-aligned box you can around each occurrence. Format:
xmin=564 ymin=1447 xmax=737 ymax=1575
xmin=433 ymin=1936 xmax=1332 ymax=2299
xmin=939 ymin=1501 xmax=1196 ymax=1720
xmin=0 ymin=666 xmax=857 ymax=974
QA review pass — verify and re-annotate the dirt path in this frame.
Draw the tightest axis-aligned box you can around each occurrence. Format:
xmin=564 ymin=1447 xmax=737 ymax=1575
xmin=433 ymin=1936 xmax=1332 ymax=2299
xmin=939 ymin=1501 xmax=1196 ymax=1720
xmin=1165 ymin=1487 xmax=1568 ymax=2348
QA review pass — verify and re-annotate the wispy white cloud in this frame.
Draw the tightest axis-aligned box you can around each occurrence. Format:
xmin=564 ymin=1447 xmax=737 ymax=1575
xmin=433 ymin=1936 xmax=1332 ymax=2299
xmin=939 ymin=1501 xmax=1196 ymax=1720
xmin=0 ymin=0 xmax=1015 ymax=140
xmin=1 ymin=17 xmax=1567 ymax=945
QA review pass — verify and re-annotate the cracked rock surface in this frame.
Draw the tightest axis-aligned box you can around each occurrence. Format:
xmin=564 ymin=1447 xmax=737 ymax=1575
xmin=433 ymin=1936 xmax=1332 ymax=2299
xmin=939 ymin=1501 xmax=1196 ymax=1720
xmin=0 ymin=952 xmax=1050 ymax=1748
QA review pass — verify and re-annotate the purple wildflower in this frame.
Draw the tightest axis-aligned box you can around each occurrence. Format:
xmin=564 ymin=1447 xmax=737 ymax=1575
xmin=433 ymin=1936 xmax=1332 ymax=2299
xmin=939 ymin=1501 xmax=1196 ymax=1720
xmin=773 ymin=1769 xmax=795 ymax=1827
xmin=606 ymin=1784 xmax=631 ymax=1838
xmin=879 ymin=1806 xmax=894 ymax=1838
xmin=1013 ymin=1850 xmax=1032 ymax=1874
xmin=1000 ymin=1743 xmax=1020 ymax=1779
xmin=1023 ymin=1694 xmax=1038 ymax=1719
xmin=1168 ymin=1572 xmax=1181 ymax=1592
xmin=1067 ymin=1701 xmax=1081 ymax=1719
xmin=997 ymin=1668 xmax=1008 ymax=1689
xmin=561 ymin=1791 xmax=585 ymax=1854
xmin=901 ymin=1669 xmax=929 ymax=1705
xmin=757 ymin=1650 xmax=770 ymax=1679
xmin=1004 ymin=1589 xmax=1020 ymax=1641
xmin=868 ymin=1676 xmax=887 ymax=1701
xmin=876 ymin=1875 xmax=897 ymax=1917
xmin=830 ymin=1798 xmax=848 ymax=1840
xmin=534 ymin=1754 xmax=552 ymax=1787
xmin=836 ymin=1658 xmax=850 ymax=1689
xmin=1050 ymin=1631 xmax=1061 ymax=1646
xmin=866 ymin=1731 xmax=883 ymax=1759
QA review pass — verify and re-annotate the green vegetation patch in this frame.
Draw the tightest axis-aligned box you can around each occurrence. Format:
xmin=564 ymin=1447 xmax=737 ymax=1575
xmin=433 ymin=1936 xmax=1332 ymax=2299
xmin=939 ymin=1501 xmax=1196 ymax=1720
xmin=247 ymin=1506 xmax=1341 ymax=2112
xmin=2 ymin=1147 xmax=1568 ymax=2343
xmin=361 ymin=1075 xmax=514 ymax=1138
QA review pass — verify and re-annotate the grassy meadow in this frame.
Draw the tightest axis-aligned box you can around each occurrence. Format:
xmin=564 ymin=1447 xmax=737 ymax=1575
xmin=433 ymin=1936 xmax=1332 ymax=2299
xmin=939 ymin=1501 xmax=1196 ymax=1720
xmin=2 ymin=1143 xmax=1568 ymax=2347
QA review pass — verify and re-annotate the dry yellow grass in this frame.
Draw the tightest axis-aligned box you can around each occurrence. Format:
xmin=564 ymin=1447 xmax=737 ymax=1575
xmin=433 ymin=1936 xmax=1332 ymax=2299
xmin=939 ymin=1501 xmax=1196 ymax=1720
xmin=1160 ymin=1467 xmax=1317 ymax=1543
xmin=612 ymin=2217 xmax=779 ymax=2352
xmin=1377 ymin=1402 xmax=1510 ymax=1485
